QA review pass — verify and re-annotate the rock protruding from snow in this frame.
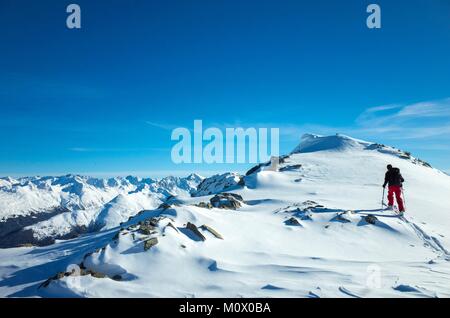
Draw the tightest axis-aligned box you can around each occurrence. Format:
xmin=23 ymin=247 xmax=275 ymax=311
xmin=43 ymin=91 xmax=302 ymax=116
xmin=186 ymin=222 xmax=206 ymax=241
xmin=200 ymin=224 xmax=224 ymax=240
xmin=365 ymin=215 xmax=378 ymax=225
xmin=210 ymin=193 xmax=244 ymax=210
xmin=144 ymin=237 xmax=159 ymax=251
xmin=192 ymin=173 xmax=244 ymax=197
xmin=285 ymin=217 xmax=302 ymax=226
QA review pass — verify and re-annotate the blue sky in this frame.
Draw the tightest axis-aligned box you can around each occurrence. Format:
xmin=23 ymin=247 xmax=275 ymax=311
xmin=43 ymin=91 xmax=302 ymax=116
xmin=0 ymin=0 xmax=449 ymax=177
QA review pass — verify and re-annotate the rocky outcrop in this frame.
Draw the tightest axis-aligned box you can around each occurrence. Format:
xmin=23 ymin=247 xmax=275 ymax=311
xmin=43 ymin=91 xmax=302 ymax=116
xmin=186 ymin=222 xmax=206 ymax=241
xmin=365 ymin=215 xmax=378 ymax=225
xmin=192 ymin=173 xmax=244 ymax=197
xmin=144 ymin=237 xmax=159 ymax=251
xmin=138 ymin=220 xmax=156 ymax=235
xmin=333 ymin=211 xmax=352 ymax=223
xmin=285 ymin=217 xmax=301 ymax=226
xmin=200 ymin=224 xmax=224 ymax=240
xmin=210 ymin=193 xmax=244 ymax=210
xmin=280 ymin=164 xmax=302 ymax=172
xmin=245 ymin=155 xmax=290 ymax=176
xmin=39 ymin=264 xmax=110 ymax=289
xmin=194 ymin=202 xmax=213 ymax=209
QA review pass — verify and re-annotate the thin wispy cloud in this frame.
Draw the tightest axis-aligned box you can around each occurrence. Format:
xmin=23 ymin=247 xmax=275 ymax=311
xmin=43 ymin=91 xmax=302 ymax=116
xmin=354 ymin=98 xmax=450 ymax=140
xmin=251 ymin=98 xmax=450 ymax=153
xmin=145 ymin=121 xmax=180 ymax=131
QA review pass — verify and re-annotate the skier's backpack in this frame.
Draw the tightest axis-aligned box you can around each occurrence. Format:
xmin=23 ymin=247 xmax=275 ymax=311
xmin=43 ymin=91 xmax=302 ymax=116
xmin=392 ymin=168 xmax=403 ymax=185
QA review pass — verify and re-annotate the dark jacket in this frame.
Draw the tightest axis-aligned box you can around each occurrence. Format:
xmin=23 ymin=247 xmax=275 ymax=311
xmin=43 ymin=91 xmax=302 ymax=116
xmin=383 ymin=168 xmax=404 ymax=187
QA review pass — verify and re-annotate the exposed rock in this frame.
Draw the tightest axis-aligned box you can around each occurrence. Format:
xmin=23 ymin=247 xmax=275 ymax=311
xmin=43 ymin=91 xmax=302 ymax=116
xmin=195 ymin=201 xmax=213 ymax=209
xmin=89 ymin=271 xmax=106 ymax=279
xmin=365 ymin=215 xmax=378 ymax=225
xmin=149 ymin=217 xmax=160 ymax=227
xmin=285 ymin=217 xmax=301 ymax=226
xmin=302 ymin=200 xmax=324 ymax=210
xmin=186 ymin=222 xmax=206 ymax=241
xmin=39 ymin=272 xmax=67 ymax=288
xmin=144 ymin=237 xmax=159 ymax=251
xmin=334 ymin=211 xmax=352 ymax=223
xmin=112 ymin=274 xmax=122 ymax=281
xmin=112 ymin=231 xmax=120 ymax=241
xmin=18 ymin=243 xmax=35 ymax=248
xmin=138 ymin=222 xmax=155 ymax=235
xmin=300 ymin=213 xmax=313 ymax=221
xmin=165 ymin=222 xmax=179 ymax=233
xmin=237 ymin=177 xmax=246 ymax=186
xmin=245 ymin=163 xmax=266 ymax=176
xmin=245 ymin=156 xmax=289 ymax=176
xmin=200 ymin=224 xmax=224 ymax=240
xmin=39 ymin=266 xmax=109 ymax=289
xmin=280 ymin=164 xmax=302 ymax=172
xmin=279 ymin=155 xmax=289 ymax=164
xmin=210 ymin=193 xmax=243 ymax=210
xmin=192 ymin=172 xmax=243 ymax=196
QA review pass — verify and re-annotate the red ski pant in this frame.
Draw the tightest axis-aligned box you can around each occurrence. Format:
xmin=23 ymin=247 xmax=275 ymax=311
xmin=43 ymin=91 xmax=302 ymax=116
xmin=388 ymin=186 xmax=404 ymax=211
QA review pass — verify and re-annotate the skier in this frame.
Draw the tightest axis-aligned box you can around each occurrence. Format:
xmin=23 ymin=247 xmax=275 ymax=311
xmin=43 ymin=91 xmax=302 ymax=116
xmin=383 ymin=164 xmax=405 ymax=213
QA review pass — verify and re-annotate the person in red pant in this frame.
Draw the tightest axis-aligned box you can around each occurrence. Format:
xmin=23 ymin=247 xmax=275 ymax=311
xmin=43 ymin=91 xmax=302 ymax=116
xmin=383 ymin=164 xmax=405 ymax=213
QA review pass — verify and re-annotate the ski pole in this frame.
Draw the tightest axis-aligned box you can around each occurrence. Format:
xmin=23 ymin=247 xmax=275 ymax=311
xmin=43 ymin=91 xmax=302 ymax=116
xmin=381 ymin=187 xmax=385 ymax=209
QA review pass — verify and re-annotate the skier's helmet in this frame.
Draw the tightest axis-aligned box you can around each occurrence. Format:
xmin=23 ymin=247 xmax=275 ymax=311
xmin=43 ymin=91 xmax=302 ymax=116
xmin=387 ymin=164 xmax=393 ymax=170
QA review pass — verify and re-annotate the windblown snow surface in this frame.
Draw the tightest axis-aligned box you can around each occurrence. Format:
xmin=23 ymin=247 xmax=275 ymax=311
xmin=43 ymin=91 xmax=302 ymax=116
xmin=1 ymin=134 xmax=450 ymax=298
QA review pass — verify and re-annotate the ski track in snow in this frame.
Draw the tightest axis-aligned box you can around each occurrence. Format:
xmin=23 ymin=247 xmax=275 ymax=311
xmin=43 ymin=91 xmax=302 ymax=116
xmin=400 ymin=215 xmax=450 ymax=259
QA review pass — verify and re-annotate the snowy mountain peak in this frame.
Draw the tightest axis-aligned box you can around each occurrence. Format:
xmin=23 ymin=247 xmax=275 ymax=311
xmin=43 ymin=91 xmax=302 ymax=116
xmin=0 ymin=173 xmax=204 ymax=247
xmin=291 ymin=133 xmax=372 ymax=154
xmin=290 ymin=133 xmax=434 ymax=171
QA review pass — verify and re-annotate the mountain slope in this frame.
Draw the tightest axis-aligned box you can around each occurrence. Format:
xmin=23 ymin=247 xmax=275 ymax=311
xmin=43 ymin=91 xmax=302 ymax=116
xmin=1 ymin=134 xmax=449 ymax=298
xmin=0 ymin=174 xmax=203 ymax=247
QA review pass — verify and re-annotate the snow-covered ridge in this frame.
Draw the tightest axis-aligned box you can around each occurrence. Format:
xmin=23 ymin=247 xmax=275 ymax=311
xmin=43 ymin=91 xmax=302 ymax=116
xmin=192 ymin=172 xmax=244 ymax=197
xmin=291 ymin=133 xmax=372 ymax=153
xmin=292 ymin=133 xmax=433 ymax=169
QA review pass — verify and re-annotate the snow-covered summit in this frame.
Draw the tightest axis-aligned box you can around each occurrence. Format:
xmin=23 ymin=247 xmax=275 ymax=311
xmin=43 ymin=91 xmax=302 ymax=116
xmin=291 ymin=133 xmax=372 ymax=154
xmin=291 ymin=133 xmax=434 ymax=169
